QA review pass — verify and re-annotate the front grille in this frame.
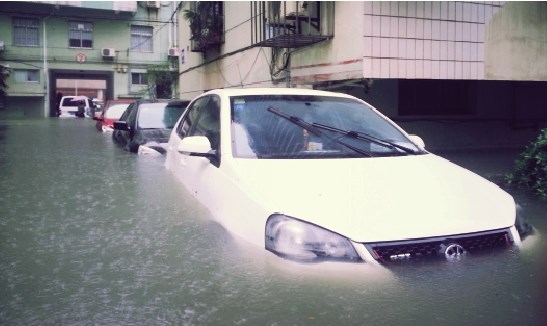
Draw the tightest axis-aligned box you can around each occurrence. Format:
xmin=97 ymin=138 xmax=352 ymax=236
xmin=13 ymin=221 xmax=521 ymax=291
xmin=366 ymin=230 xmax=512 ymax=263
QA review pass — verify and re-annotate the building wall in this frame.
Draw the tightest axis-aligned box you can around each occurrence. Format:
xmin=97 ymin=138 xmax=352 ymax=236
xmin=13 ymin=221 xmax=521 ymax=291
xmin=485 ymin=1 xmax=547 ymax=80
xmin=0 ymin=1 xmax=177 ymax=118
xmin=290 ymin=1 xmax=364 ymax=85
xmin=363 ymin=1 xmax=504 ymax=80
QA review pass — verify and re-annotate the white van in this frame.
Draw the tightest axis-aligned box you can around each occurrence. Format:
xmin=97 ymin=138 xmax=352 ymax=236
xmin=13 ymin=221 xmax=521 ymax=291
xmin=58 ymin=96 xmax=93 ymax=118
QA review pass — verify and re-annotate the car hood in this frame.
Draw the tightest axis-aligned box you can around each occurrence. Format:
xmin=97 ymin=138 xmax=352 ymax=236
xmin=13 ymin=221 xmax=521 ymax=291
xmin=229 ymin=154 xmax=515 ymax=243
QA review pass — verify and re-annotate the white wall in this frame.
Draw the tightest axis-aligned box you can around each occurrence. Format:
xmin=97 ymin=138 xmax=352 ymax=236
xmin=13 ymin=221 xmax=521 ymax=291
xmin=485 ymin=1 xmax=547 ymax=80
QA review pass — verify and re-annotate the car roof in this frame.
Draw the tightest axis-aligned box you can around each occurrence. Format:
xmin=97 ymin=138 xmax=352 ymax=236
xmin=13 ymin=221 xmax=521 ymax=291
xmin=200 ymin=88 xmax=358 ymax=100
xmin=106 ymin=99 xmax=134 ymax=104
xmin=167 ymin=99 xmax=191 ymax=106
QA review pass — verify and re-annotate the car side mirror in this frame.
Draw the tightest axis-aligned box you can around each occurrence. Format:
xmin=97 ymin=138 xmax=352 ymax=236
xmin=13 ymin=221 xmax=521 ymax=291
xmin=408 ymin=135 xmax=425 ymax=150
xmin=113 ymin=121 xmax=129 ymax=131
xmin=177 ymin=136 xmax=216 ymax=157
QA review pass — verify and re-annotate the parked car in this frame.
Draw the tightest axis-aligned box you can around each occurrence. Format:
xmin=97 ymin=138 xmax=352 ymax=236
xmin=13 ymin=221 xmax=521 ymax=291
xmin=165 ymin=88 xmax=528 ymax=264
xmin=58 ymin=95 xmax=94 ymax=118
xmin=93 ymin=99 xmax=134 ymax=132
xmin=113 ymin=99 xmax=188 ymax=153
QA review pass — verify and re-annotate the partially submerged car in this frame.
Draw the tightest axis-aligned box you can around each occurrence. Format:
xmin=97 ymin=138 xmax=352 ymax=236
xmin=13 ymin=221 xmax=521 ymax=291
xmin=93 ymin=99 xmax=134 ymax=132
xmin=113 ymin=99 xmax=188 ymax=153
xmin=58 ymin=95 xmax=94 ymax=118
xmin=165 ymin=88 xmax=529 ymax=264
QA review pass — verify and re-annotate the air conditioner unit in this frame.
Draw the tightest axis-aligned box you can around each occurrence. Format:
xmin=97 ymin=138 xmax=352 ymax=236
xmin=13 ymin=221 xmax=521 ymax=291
xmin=146 ymin=1 xmax=159 ymax=9
xmin=168 ymin=47 xmax=180 ymax=57
xmin=102 ymin=48 xmax=115 ymax=57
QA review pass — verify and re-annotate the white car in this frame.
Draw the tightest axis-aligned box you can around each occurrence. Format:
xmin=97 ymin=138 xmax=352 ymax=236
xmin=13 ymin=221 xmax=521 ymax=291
xmin=165 ymin=88 xmax=526 ymax=264
xmin=58 ymin=95 xmax=93 ymax=118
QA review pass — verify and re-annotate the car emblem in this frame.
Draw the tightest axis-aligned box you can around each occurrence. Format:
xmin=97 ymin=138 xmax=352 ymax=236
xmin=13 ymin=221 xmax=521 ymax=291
xmin=444 ymin=243 xmax=466 ymax=260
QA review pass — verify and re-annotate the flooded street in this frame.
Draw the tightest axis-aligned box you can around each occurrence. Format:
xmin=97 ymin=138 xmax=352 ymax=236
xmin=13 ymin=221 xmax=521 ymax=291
xmin=1 ymin=119 xmax=546 ymax=325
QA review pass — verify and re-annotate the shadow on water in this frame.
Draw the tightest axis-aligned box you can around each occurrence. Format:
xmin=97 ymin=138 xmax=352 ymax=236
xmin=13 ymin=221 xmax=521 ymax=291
xmin=0 ymin=119 xmax=546 ymax=325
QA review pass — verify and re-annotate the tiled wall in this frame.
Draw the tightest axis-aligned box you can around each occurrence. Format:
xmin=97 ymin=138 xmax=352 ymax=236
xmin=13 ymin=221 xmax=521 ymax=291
xmin=363 ymin=1 xmax=504 ymax=79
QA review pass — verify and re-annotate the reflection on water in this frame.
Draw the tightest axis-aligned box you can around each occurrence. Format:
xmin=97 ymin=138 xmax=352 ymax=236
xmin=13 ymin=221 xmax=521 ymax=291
xmin=0 ymin=119 xmax=546 ymax=325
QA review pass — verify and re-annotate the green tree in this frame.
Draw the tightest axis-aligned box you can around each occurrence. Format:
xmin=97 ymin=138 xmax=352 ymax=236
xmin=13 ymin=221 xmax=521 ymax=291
xmin=506 ymin=126 xmax=547 ymax=199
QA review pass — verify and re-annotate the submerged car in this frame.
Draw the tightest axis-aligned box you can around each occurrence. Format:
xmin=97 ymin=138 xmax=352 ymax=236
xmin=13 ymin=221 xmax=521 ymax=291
xmin=113 ymin=99 xmax=188 ymax=153
xmin=58 ymin=95 xmax=94 ymax=118
xmin=93 ymin=99 xmax=134 ymax=132
xmin=165 ymin=88 xmax=527 ymax=264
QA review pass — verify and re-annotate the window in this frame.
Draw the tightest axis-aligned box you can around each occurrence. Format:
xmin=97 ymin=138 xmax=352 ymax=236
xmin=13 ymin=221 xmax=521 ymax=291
xmin=14 ymin=69 xmax=39 ymax=82
xmin=69 ymin=21 xmax=93 ymax=48
xmin=130 ymin=25 xmax=153 ymax=52
xmin=180 ymin=96 xmax=221 ymax=166
xmin=131 ymin=73 xmax=148 ymax=85
xmin=177 ymin=97 xmax=210 ymax=138
xmin=13 ymin=17 xmax=39 ymax=47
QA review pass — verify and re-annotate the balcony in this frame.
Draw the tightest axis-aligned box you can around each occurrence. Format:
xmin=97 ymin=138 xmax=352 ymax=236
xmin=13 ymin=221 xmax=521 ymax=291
xmin=251 ymin=1 xmax=333 ymax=49
xmin=184 ymin=2 xmax=224 ymax=53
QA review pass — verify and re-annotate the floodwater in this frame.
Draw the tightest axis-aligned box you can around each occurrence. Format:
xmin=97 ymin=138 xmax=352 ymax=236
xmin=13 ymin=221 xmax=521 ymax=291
xmin=1 ymin=118 xmax=546 ymax=325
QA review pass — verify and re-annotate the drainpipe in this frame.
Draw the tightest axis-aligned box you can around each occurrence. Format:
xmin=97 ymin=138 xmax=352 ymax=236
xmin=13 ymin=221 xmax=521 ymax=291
xmin=173 ymin=2 xmax=178 ymax=47
xmin=168 ymin=2 xmax=172 ymax=48
xmin=43 ymin=8 xmax=55 ymax=117
xmin=43 ymin=16 xmax=49 ymax=117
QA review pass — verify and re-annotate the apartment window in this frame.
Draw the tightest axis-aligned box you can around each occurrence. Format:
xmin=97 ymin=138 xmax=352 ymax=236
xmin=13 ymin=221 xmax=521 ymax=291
xmin=69 ymin=21 xmax=93 ymax=48
xmin=130 ymin=25 xmax=153 ymax=52
xmin=131 ymin=73 xmax=148 ymax=85
xmin=13 ymin=17 xmax=39 ymax=47
xmin=14 ymin=69 xmax=40 ymax=83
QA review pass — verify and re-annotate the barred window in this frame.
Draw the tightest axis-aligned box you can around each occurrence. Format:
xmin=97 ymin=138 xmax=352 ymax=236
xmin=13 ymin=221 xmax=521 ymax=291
xmin=69 ymin=21 xmax=93 ymax=48
xmin=13 ymin=17 xmax=39 ymax=47
xmin=130 ymin=25 xmax=153 ymax=52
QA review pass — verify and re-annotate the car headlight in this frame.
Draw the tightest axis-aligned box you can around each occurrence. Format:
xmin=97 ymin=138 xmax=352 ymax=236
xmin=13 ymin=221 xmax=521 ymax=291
xmin=265 ymin=214 xmax=361 ymax=262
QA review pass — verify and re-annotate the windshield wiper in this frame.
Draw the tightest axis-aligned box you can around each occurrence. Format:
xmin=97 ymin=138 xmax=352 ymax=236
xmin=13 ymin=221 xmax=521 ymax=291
xmin=311 ymin=122 xmax=417 ymax=154
xmin=267 ymin=106 xmax=373 ymax=157
xmin=267 ymin=106 xmax=322 ymax=136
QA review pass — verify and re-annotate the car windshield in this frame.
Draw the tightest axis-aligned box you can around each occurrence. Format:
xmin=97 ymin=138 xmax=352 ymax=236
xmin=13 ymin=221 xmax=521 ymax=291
xmin=230 ymin=95 xmax=423 ymax=159
xmin=105 ymin=104 xmax=130 ymax=119
xmin=138 ymin=103 xmax=185 ymax=129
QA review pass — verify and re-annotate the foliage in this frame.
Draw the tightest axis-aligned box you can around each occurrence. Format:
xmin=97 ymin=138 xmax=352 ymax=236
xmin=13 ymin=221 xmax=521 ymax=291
xmin=505 ymin=127 xmax=547 ymax=199
xmin=182 ymin=2 xmax=224 ymax=50
xmin=146 ymin=64 xmax=179 ymax=99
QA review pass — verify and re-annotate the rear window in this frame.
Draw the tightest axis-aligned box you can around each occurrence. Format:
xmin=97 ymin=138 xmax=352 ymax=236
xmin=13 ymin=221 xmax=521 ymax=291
xmin=138 ymin=103 xmax=185 ymax=129
xmin=105 ymin=104 xmax=130 ymax=119
xmin=61 ymin=98 xmax=88 ymax=107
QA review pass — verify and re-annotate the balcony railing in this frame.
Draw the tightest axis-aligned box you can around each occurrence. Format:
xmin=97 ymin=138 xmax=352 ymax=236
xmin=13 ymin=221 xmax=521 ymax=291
xmin=185 ymin=1 xmax=224 ymax=53
xmin=251 ymin=1 xmax=333 ymax=48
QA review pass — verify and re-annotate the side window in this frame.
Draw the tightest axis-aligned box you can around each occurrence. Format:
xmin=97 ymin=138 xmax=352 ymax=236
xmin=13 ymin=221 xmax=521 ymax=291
xmin=126 ymin=104 xmax=139 ymax=128
xmin=188 ymin=96 xmax=221 ymax=151
xmin=176 ymin=97 xmax=210 ymax=139
xmin=119 ymin=103 xmax=134 ymax=121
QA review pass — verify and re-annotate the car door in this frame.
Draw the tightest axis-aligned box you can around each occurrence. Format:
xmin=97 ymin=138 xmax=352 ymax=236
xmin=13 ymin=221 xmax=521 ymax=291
xmin=168 ymin=95 xmax=221 ymax=201
xmin=112 ymin=102 xmax=135 ymax=148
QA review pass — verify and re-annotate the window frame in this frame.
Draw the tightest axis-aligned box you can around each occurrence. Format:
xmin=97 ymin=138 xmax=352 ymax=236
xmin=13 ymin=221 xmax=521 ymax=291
xmin=13 ymin=69 xmax=40 ymax=83
xmin=12 ymin=17 xmax=39 ymax=47
xmin=68 ymin=21 xmax=94 ymax=49
xmin=131 ymin=72 xmax=148 ymax=86
xmin=130 ymin=25 xmax=154 ymax=52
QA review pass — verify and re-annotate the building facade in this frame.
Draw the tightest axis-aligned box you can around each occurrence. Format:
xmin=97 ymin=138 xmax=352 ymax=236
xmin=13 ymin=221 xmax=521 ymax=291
xmin=0 ymin=1 xmax=180 ymax=118
xmin=177 ymin=1 xmax=547 ymax=151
